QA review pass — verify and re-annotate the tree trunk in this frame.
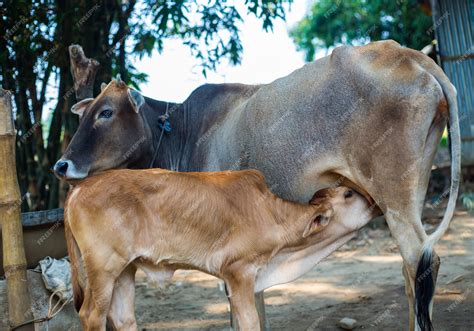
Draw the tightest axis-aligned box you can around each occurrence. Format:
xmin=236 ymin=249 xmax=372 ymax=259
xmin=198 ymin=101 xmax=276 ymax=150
xmin=0 ymin=88 xmax=34 ymax=330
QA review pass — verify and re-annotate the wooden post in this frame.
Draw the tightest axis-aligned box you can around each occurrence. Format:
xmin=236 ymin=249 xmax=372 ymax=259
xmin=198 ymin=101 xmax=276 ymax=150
xmin=0 ymin=88 xmax=34 ymax=329
xmin=68 ymin=44 xmax=100 ymax=102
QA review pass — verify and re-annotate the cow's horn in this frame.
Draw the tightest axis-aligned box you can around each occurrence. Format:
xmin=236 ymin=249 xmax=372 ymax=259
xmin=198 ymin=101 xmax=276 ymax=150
xmin=116 ymin=74 xmax=122 ymax=82
xmin=101 ymin=82 xmax=107 ymax=91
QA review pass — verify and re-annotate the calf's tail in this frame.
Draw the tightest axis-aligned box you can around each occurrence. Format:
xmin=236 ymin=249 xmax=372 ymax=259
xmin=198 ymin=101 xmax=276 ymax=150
xmin=415 ymin=62 xmax=461 ymax=331
xmin=64 ymin=218 xmax=85 ymax=312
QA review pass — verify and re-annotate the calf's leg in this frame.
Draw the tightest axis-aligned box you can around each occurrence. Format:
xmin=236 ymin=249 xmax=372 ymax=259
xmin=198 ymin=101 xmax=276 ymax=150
xmin=227 ymin=288 xmax=267 ymax=331
xmin=80 ymin=252 xmax=127 ymax=331
xmin=107 ymin=264 xmax=138 ymax=330
xmin=80 ymin=273 xmax=116 ymax=331
xmin=79 ymin=287 xmax=95 ymax=329
xmin=226 ymin=274 xmax=260 ymax=331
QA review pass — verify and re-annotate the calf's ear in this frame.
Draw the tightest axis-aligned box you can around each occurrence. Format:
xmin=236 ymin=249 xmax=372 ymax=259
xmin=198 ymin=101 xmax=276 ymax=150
xmin=71 ymin=98 xmax=94 ymax=117
xmin=127 ymin=88 xmax=145 ymax=113
xmin=302 ymin=207 xmax=333 ymax=238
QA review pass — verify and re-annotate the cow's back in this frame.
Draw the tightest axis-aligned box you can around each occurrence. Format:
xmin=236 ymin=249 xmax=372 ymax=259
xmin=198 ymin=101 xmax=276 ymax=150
xmin=204 ymin=40 xmax=447 ymax=204
xmin=183 ymin=83 xmax=262 ymax=170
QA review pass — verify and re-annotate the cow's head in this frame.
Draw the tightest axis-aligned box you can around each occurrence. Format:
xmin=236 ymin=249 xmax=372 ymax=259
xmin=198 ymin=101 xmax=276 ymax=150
xmin=53 ymin=79 xmax=152 ymax=180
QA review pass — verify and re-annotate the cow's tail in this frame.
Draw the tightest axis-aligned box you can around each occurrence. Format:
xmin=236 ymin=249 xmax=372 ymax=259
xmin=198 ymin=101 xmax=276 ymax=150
xmin=64 ymin=215 xmax=85 ymax=312
xmin=415 ymin=63 xmax=461 ymax=331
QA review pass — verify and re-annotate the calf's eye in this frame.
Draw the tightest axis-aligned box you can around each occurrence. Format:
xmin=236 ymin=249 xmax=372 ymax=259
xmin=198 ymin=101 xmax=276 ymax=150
xmin=344 ymin=189 xmax=353 ymax=199
xmin=98 ymin=109 xmax=113 ymax=119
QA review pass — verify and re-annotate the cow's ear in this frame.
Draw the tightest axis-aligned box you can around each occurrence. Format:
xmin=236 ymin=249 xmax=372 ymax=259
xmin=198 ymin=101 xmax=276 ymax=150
xmin=127 ymin=89 xmax=145 ymax=113
xmin=302 ymin=207 xmax=333 ymax=238
xmin=71 ymin=98 xmax=94 ymax=117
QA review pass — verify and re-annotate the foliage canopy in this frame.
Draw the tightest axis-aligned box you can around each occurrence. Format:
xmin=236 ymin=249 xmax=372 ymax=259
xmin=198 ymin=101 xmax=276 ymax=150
xmin=291 ymin=0 xmax=433 ymax=61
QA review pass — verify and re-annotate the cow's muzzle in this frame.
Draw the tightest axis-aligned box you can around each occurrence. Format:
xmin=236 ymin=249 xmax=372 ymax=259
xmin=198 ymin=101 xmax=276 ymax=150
xmin=53 ymin=159 xmax=88 ymax=180
xmin=54 ymin=160 xmax=69 ymax=177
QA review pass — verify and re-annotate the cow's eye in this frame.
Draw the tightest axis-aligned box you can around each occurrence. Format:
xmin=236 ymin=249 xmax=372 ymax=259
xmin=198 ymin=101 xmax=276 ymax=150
xmin=344 ymin=189 xmax=353 ymax=199
xmin=98 ymin=109 xmax=113 ymax=119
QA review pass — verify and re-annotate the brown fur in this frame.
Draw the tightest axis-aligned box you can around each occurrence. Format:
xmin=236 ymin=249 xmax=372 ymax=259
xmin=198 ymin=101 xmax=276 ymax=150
xmin=64 ymin=168 xmax=368 ymax=331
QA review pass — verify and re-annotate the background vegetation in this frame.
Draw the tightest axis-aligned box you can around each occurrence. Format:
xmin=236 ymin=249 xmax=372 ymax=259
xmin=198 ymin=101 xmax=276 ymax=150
xmin=290 ymin=0 xmax=433 ymax=61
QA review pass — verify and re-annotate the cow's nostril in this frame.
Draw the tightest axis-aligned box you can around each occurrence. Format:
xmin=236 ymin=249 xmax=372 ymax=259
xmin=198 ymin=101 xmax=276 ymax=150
xmin=54 ymin=160 xmax=69 ymax=177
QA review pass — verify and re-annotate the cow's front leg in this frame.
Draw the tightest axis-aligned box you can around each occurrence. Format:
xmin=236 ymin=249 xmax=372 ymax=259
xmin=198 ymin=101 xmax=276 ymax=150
xmin=255 ymin=291 xmax=269 ymax=330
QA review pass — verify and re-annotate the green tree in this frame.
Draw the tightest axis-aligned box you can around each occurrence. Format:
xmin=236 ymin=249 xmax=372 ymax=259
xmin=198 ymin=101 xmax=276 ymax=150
xmin=291 ymin=0 xmax=433 ymax=61
xmin=0 ymin=0 xmax=292 ymax=211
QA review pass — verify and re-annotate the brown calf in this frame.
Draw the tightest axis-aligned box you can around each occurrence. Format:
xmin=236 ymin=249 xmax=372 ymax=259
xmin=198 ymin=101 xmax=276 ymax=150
xmin=65 ymin=168 xmax=374 ymax=330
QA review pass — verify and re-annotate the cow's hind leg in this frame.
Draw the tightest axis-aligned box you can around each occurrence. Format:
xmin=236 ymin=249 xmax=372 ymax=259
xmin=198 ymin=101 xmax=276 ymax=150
xmin=377 ymin=94 xmax=447 ymax=331
xmin=385 ymin=208 xmax=424 ymax=331
xmin=384 ymin=202 xmax=440 ymax=331
xmin=405 ymin=103 xmax=445 ymax=331
xmin=412 ymin=99 xmax=446 ymax=330
xmin=403 ymin=263 xmax=416 ymax=331
xmin=403 ymin=258 xmax=440 ymax=331
xmin=107 ymin=264 xmax=138 ymax=330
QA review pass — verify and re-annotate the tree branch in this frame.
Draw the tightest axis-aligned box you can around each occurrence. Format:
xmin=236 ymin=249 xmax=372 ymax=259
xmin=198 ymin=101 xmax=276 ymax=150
xmin=39 ymin=61 xmax=53 ymax=106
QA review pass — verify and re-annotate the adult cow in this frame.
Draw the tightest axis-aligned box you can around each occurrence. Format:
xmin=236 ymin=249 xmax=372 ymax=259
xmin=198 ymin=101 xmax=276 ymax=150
xmin=54 ymin=40 xmax=460 ymax=331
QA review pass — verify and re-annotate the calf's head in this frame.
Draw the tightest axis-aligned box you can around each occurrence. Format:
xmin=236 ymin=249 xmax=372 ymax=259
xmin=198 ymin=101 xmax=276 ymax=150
xmin=303 ymin=186 xmax=377 ymax=238
xmin=54 ymin=79 xmax=151 ymax=179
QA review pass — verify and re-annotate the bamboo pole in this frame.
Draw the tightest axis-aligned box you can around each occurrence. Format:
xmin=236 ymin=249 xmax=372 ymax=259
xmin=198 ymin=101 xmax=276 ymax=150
xmin=0 ymin=88 xmax=34 ymax=330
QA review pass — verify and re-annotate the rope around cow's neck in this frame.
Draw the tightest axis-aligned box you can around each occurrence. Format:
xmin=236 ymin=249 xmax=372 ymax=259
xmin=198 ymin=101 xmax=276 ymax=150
xmin=149 ymin=102 xmax=169 ymax=168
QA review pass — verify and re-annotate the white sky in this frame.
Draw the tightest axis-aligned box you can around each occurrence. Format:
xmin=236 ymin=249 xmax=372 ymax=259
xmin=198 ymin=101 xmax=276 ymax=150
xmin=134 ymin=1 xmax=312 ymax=102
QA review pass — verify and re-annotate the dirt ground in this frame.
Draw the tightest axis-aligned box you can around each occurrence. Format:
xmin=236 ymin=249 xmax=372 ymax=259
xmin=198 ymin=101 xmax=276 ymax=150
xmin=134 ymin=210 xmax=473 ymax=331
